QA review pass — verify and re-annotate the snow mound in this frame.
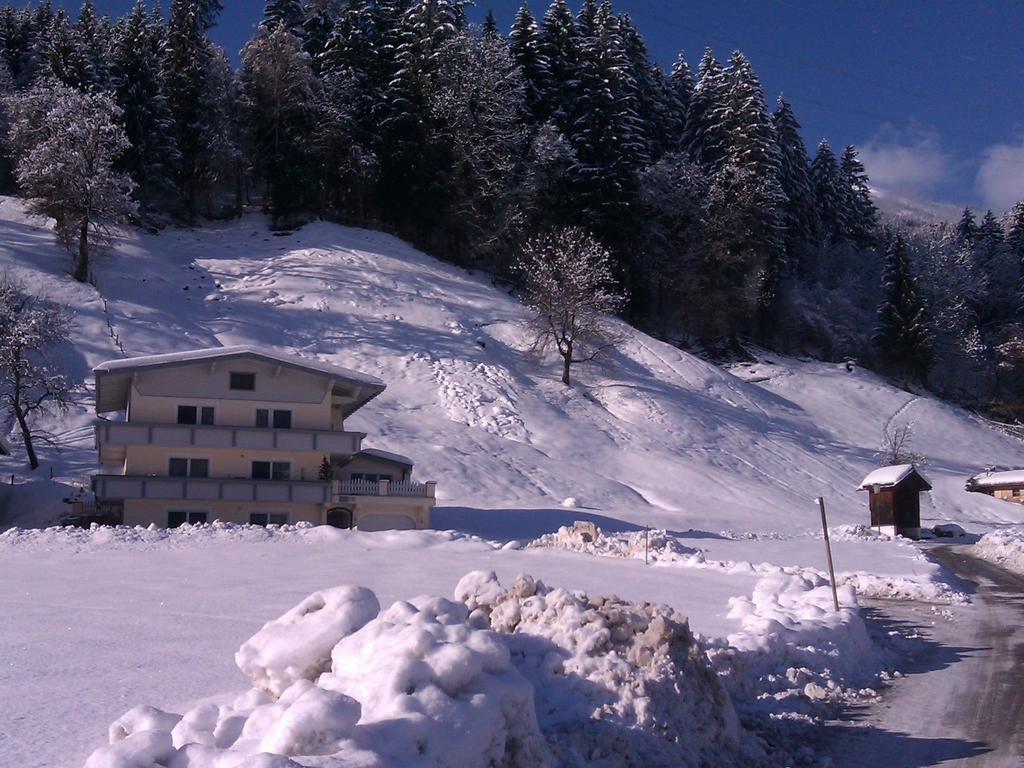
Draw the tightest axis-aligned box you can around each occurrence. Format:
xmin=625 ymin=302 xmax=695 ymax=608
xmin=972 ymin=527 xmax=1024 ymax=575
xmin=457 ymin=571 xmax=752 ymax=767
xmin=236 ymin=586 xmax=380 ymax=697
xmin=84 ymin=575 xmax=755 ymax=768
xmin=529 ymin=521 xmax=702 ymax=564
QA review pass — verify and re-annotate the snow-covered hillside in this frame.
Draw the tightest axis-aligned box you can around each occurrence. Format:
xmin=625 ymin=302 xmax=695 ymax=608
xmin=1 ymin=195 xmax=1022 ymax=536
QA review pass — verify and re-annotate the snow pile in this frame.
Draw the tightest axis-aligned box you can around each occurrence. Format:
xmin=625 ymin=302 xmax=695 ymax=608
xmin=455 ymin=570 xmax=753 ymax=767
xmin=972 ymin=527 xmax=1024 ymax=575
xmin=711 ymin=570 xmax=880 ymax=719
xmin=84 ymin=574 xmax=752 ymax=768
xmin=528 ymin=521 xmax=702 ymax=564
xmin=236 ymin=586 xmax=380 ymax=698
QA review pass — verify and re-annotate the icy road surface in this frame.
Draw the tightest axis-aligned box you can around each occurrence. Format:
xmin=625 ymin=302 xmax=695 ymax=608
xmin=830 ymin=546 xmax=1024 ymax=767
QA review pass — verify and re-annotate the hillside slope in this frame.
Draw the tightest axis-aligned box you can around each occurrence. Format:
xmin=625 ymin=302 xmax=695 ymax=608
xmin=1 ymin=196 xmax=1022 ymax=536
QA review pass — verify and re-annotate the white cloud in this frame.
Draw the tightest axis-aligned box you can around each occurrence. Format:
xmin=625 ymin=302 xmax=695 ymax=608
xmin=858 ymin=127 xmax=955 ymax=201
xmin=976 ymin=138 xmax=1024 ymax=213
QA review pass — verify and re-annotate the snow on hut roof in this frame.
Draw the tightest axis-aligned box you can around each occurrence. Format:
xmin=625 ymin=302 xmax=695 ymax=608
xmin=968 ymin=469 xmax=1024 ymax=488
xmin=94 ymin=346 xmax=385 ymax=416
xmin=359 ymin=448 xmax=415 ymax=468
xmin=858 ymin=464 xmax=930 ymax=490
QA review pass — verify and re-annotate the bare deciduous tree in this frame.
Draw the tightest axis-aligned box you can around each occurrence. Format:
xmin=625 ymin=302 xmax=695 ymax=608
xmin=4 ymin=80 xmax=136 ymax=282
xmin=876 ymin=423 xmax=924 ymax=467
xmin=517 ymin=227 xmax=626 ymax=386
xmin=0 ymin=275 xmax=77 ymax=470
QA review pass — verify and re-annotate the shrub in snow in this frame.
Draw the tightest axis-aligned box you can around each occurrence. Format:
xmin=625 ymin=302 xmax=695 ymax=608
xmin=236 ymin=585 xmax=379 ymax=697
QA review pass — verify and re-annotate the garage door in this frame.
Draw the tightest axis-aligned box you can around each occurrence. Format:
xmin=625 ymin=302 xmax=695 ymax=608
xmin=357 ymin=513 xmax=416 ymax=532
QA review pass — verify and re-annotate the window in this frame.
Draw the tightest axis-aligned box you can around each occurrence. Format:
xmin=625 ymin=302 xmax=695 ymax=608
xmin=255 ymin=409 xmax=269 ymax=428
xmin=230 ymin=372 xmax=256 ymax=391
xmin=249 ymin=512 xmax=289 ymax=526
xmin=167 ymin=510 xmax=207 ymax=528
xmin=255 ymin=409 xmax=292 ymax=428
xmin=178 ymin=405 xmax=214 ymax=425
xmin=252 ymin=461 xmax=290 ymax=481
xmin=169 ymin=458 xmax=209 ymax=478
xmin=350 ymin=472 xmax=393 ymax=483
xmin=273 ymin=410 xmax=292 ymax=429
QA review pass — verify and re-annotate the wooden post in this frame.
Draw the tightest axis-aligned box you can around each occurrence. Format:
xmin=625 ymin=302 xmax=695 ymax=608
xmin=817 ymin=497 xmax=840 ymax=612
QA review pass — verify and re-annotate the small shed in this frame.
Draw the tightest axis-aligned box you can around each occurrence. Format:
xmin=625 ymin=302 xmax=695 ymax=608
xmin=966 ymin=470 xmax=1024 ymax=504
xmin=858 ymin=464 xmax=932 ymax=539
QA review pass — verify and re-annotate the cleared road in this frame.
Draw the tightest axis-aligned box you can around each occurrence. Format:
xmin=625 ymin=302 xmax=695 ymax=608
xmin=828 ymin=546 xmax=1024 ymax=767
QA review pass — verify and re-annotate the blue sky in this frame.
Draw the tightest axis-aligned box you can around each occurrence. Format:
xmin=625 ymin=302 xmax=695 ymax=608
xmin=73 ymin=0 xmax=1024 ymax=212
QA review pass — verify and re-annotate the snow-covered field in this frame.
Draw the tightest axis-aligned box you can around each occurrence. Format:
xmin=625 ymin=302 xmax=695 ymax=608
xmin=1 ymin=198 xmax=1023 ymax=766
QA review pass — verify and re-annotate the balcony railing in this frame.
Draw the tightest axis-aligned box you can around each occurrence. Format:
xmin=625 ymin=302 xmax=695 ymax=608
xmin=93 ymin=474 xmax=332 ymax=504
xmin=96 ymin=420 xmax=363 ymax=455
xmin=335 ymin=479 xmax=436 ymax=499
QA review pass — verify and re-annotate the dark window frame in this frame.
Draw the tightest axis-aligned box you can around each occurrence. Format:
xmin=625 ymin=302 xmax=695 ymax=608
xmin=272 ymin=409 xmax=292 ymax=429
xmin=230 ymin=372 xmax=256 ymax=391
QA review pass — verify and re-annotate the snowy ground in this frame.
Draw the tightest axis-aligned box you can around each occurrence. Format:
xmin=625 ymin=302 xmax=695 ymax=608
xmin=2 ymin=199 xmax=1024 ymax=765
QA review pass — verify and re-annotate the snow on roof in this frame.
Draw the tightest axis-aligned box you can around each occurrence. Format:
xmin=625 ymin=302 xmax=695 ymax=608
xmin=858 ymin=464 xmax=928 ymax=490
xmin=94 ymin=346 xmax=384 ymax=387
xmin=969 ymin=470 xmax=1024 ymax=488
xmin=94 ymin=346 xmax=385 ymax=415
xmin=359 ymin=448 xmax=414 ymax=467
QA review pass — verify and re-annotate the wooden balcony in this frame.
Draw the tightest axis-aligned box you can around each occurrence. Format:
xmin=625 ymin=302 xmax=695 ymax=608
xmin=92 ymin=474 xmax=332 ymax=504
xmin=96 ymin=420 xmax=364 ymax=455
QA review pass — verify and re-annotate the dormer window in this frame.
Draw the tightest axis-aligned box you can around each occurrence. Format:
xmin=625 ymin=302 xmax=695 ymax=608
xmin=230 ymin=372 xmax=256 ymax=391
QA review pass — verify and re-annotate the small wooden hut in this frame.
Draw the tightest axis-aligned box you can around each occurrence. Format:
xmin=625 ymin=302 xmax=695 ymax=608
xmin=858 ymin=464 xmax=931 ymax=539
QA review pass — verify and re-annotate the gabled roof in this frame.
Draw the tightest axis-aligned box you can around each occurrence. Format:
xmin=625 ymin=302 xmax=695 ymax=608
xmin=858 ymin=464 xmax=932 ymax=491
xmin=94 ymin=346 xmax=385 ymax=416
xmin=359 ymin=448 xmax=414 ymax=468
xmin=967 ymin=469 xmax=1024 ymax=489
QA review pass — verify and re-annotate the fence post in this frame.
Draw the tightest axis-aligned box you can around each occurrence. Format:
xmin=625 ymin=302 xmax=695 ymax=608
xmin=817 ymin=496 xmax=840 ymax=612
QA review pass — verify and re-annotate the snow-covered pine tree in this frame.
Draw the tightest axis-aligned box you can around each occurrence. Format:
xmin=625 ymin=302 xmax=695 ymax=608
xmin=5 ymin=80 xmax=136 ymax=282
xmin=713 ymin=51 xmax=786 ymax=310
xmin=568 ymin=1 xmax=646 ymax=236
xmin=162 ymin=0 xmax=226 ymax=219
xmin=875 ymin=231 xmax=933 ymax=384
xmin=1007 ymin=202 xmax=1024 ymax=319
xmin=810 ymin=139 xmax=848 ymax=244
xmin=427 ymin=29 xmax=527 ymax=266
xmin=242 ymin=23 xmax=317 ymax=222
xmin=300 ymin=0 xmax=340 ymax=70
xmin=772 ymin=96 xmax=819 ymax=268
xmin=0 ymin=58 xmax=13 ymax=192
xmin=377 ymin=0 xmax=468 ymax=232
xmin=482 ymin=9 xmax=498 ymax=37
xmin=955 ymin=206 xmax=977 ymax=245
xmin=75 ymin=0 xmax=111 ymax=91
xmin=43 ymin=9 xmax=88 ymax=89
xmin=523 ymin=120 xmax=576 ymax=230
xmin=261 ymin=0 xmax=305 ymax=35
xmin=25 ymin=0 xmax=55 ymax=85
xmin=619 ymin=13 xmax=680 ymax=161
xmin=538 ymin=0 xmax=581 ymax=134
xmin=840 ymin=144 xmax=877 ymax=246
xmin=669 ymin=49 xmax=693 ymax=129
xmin=975 ymin=208 xmax=1011 ymax=325
xmin=508 ymin=3 xmax=548 ymax=122
xmin=683 ymin=48 xmax=728 ymax=169
xmin=111 ymin=0 xmax=179 ymax=210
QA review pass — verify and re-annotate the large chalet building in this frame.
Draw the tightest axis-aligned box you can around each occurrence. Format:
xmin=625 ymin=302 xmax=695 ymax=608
xmin=90 ymin=346 xmax=435 ymax=530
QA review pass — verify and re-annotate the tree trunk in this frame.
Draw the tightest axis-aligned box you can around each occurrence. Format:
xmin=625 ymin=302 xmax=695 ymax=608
xmin=74 ymin=219 xmax=89 ymax=283
xmin=13 ymin=406 xmax=38 ymax=470
xmin=562 ymin=352 xmax=571 ymax=386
